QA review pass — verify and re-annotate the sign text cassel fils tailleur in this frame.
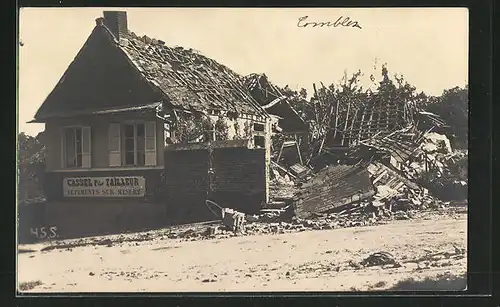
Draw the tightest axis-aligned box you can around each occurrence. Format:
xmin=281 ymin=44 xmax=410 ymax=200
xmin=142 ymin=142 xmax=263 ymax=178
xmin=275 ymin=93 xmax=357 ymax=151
xmin=63 ymin=176 xmax=146 ymax=197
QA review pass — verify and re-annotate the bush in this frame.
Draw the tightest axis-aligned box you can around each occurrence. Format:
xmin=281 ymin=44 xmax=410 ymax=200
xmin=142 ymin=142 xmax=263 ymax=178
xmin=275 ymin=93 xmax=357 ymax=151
xmin=18 ymin=132 xmax=46 ymax=203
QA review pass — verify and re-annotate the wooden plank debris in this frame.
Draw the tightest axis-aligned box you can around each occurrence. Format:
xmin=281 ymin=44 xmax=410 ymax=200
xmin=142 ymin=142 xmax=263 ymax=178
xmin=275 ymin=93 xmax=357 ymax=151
xmin=293 ymin=164 xmax=376 ymax=219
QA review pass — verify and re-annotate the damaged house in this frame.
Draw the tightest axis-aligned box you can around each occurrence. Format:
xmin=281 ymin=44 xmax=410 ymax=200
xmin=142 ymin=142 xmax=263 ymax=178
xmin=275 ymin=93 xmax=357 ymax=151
xmin=245 ymin=73 xmax=310 ymax=179
xmin=26 ymin=11 xmax=275 ymax=238
xmin=292 ymin=82 xmax=456 ymax=219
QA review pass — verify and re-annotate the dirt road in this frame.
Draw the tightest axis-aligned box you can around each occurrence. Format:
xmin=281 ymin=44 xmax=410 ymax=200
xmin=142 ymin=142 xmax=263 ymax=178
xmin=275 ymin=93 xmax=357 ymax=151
xmin=18 ymin=210 xmax=467 ymax=292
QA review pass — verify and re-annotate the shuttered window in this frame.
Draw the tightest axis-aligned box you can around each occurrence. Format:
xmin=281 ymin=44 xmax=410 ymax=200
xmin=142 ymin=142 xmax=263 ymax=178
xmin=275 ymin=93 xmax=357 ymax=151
xmin=62 ymin=126 xmax=91 ymax=168
xmin=109 ymin=123 xmax=121 ymax=167
xmin=81 ymin=127 xmax=91 ymax=168
xmin=145 ymin=121 xmax=157 ymax=166
xmin=110 ymin=121 xmax=156 ymax=167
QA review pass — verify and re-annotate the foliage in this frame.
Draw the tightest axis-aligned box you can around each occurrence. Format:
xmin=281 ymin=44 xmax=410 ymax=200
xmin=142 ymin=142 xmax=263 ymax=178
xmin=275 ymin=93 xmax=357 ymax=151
xmin=449 ymin=152 xmax=468 ymax=181
xmin=232 ymin=120 xmax=253 ymax=140
xmin=243 ymin=121 xmax=252 ymax=137
xmin=233 ymin=120 xmax=242 ymax=140
xmin=18 ymin=132 xmax=46 ymax=202
xmin=214 ymin=117 xmax=229 ymax=141
xmin=425 ymin=87 xmax=468 ymax=149
xmin=424 ymin=152 xmax=468 ymax=201
xmin=173 ymin=113 xmax=214 ymax=143
xmin=172 ymin=112 xmax=237 ymax=142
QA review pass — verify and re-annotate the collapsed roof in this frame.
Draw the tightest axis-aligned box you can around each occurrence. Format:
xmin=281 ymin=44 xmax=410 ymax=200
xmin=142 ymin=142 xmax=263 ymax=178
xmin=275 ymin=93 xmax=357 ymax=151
xmin=320 ymin=93 xmax=412 ymax=148
xmin=245 ymin=73 xmax=308 ymax=133
xmin=307 ymin=82 xmax=448 ymax=166
xmin=119 ymin=33 xmax=267 ymax=117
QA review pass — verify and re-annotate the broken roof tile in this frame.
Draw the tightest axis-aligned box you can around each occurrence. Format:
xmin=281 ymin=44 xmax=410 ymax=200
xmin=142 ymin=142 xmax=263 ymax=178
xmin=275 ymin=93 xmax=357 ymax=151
xmin=119 ymin=34 xmax=267 ymax=116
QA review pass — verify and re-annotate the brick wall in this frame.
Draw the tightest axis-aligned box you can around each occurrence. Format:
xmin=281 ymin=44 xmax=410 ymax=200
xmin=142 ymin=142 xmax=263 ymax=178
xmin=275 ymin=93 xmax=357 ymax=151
xmin=164 ymin=146 xmax=212 ymax=223
xmin=211 ymin=147 xmax=267 ymax=213
xmin=163 ymin=142 xmax=268 ymax=223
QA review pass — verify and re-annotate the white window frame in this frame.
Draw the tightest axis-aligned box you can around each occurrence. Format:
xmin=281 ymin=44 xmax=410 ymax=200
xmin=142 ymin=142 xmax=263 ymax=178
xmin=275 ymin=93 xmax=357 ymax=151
xmin=144 ymin=121 xmax=157 ymax=166
xmin=122 ymin=121 xmax=145 ymax=166
xmin=61 ymin=125 xmax=91 ymax=169
xmin=109 ymin=120 xmax=157 ymax=168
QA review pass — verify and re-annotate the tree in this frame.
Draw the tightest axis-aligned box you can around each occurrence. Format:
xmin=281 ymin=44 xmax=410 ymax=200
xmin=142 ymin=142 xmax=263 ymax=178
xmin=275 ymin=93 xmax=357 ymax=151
xmin=425 ymin=86 xmax=468 ymax=149
xmin=17 ymin=132 xmax=46 ymax=202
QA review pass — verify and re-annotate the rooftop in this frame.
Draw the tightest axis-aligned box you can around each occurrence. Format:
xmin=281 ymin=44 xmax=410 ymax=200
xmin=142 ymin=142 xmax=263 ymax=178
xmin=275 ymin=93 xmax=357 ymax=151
xmin=33 ymin=11 xmax=268 ymax=122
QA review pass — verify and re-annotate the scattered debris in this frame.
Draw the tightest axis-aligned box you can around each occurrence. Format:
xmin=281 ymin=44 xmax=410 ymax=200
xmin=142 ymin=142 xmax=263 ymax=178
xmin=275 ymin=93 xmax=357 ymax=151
xmin=19 ymin=280 xmax=43 ymax=291
xmin=293 ymin=163 xmax=376 ymax=218
xmin=18 ymin=248 xmax=37 ymax=254
xmin=361 ymin=251 xmax=401 ymax=268
xmin=221 ymin=208 xmax=246 ymax=234
xmin=348 ymin=260 xmax=363 ymax=270
xmin=271 ymin=161 xmax=299 ymax=185
xmin=404 ymin=245 xmax=466 ymax=264
xmin=372 ymin=280 xmax=387 ymax=288
xmin=289 ymin=163 xmax=311 ymax=179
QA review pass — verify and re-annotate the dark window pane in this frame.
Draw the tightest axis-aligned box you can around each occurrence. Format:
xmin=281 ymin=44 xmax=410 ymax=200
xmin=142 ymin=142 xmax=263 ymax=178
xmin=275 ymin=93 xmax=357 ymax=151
xmin=125 ymin=151 xmax=134 ymax=165
xmin=76 ymin=136 xmax=82 ymax=155
xmin=254 ymin=136 xmax=265 ymax=148
xmin=137 ymin=151 xmax=145 ymax=166
xmin=137 ymin=136 xmax=145 ymax=151
xmin=65 ymin=129 xmax=74 ymax=142
xmin=125 ymin=138 xmax=134 ymax=151
xmin=65 ymin=129 xmax=76 ymax=168
xmin=253 ymin=123 xmax=265 ymax=132
xmin=124 ymin=124 xmax=134 ymax=138
xmin=137 ymin=123 xmax=145 ymax=137
xmin=75 ymin=127 xmax=82 ymax=166
xmin=77 ymin=153 xmax=82 ymax=167
xmin=75 ymin=128 xmax=82 ymax=142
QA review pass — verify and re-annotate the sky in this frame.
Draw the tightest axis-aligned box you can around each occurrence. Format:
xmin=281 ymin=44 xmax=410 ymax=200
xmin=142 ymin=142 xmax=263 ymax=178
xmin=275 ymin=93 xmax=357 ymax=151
xmin=18 ymin=8 xmax=468 ymax=136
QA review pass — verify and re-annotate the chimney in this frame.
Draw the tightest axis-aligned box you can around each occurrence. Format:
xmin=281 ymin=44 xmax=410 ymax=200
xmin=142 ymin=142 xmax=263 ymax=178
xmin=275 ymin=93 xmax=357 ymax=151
xmin=95 ymin=17 xmax=104 ymax=26
xmin=103 ymin=11 xmax=128 ymax=40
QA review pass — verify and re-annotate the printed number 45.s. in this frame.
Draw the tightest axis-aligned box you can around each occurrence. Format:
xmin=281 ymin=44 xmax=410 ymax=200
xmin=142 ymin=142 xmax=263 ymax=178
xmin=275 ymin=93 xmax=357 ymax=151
xmin=30 ymin=226 xmax=58 ymax=239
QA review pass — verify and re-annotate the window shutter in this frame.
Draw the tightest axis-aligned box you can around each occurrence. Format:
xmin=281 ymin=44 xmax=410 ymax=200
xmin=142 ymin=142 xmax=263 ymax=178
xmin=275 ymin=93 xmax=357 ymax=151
xmin=109 ymin=123 xmax=121 ymax=167
xmin=81 ymin=126 xmax=92 ymax=168
xmin=61 ymin=129 xmax=65 ymax=169
xmin=145 ymin=121 xmax=157 ymax=166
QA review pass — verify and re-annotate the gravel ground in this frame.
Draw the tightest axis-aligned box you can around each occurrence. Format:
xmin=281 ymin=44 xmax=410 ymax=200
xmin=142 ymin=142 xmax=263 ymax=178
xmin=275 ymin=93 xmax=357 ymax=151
xmin=17 ymin=208 xmax=467 ymax=292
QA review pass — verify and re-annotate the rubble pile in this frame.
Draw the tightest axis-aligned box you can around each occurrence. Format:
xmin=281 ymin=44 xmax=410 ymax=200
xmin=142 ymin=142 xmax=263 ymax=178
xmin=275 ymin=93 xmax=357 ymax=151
xmin=259 ymin=149 xmax=463 ymax=238
xmin=400 ymin=137 xmax=468 ymax=201
xmin=260 ymin=76 xmax=466 ymax=221
xmin=293 ymin=163 xmax=376 ymax=218
xmin=252 ymin=107 xmax=465 ymax=239
xmin=367 ymin=161 xmax=445 ymax=209
xmin=242 ymin=206 xmax=419 ymax=236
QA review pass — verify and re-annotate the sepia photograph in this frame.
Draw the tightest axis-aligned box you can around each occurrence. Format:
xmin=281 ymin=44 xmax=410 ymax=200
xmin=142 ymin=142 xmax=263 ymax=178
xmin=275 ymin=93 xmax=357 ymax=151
xmin=17 ymin=7 xmax=468 ymax=293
